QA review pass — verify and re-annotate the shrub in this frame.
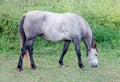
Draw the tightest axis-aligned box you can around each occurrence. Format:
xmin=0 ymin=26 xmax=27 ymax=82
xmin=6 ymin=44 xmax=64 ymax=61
xmin=0 ymin=0 xmax=120 ymax=53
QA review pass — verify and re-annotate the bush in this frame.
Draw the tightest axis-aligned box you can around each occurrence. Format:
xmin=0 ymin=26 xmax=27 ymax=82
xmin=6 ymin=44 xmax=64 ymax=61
xmin=92 ymin=26 xmax=120 ymax=43
xmin=0 ymin=0 xmax=120 ymax=53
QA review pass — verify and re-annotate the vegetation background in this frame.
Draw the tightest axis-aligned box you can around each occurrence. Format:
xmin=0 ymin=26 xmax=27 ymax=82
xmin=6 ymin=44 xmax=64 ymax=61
xmin=0 ymin=0 xmax=120 ymax=82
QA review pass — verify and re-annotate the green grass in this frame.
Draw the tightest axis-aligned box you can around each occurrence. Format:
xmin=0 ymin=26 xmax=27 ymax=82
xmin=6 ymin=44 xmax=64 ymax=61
xmin=0 ymin=0 xmax=120 ymax=82
xmin=0 ymin=44 xmax=120 ymax=82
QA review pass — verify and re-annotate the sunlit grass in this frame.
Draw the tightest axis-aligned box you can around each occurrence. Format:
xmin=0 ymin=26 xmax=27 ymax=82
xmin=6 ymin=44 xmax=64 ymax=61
xmin=0 ymin=44 xmax=120 ymax=82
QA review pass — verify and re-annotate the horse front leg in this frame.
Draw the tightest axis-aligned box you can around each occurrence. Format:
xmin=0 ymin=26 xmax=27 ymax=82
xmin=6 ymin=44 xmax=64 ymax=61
xmin=72 ymin=37 xmax=85 ymax=68
xmin=59 ymin=40 xmax=71 ymax=66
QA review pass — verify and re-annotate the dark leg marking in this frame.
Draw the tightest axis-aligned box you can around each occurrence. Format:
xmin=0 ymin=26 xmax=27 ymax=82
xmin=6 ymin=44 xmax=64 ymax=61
xmin=28 ymin=43 xmax=37 ymax=70
xmin=59 ymin=40 xmax=71 ymax=66
xmin=72 ymin=37 xmax=85 ymax=68
xmin=17 ymin=44 xmax=27 ymax=71
xmin=17 ymin=39 xmax=37 ymax=71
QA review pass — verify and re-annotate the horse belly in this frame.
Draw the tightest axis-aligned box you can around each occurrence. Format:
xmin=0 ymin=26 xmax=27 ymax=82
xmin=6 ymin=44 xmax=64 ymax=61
xmin=41 ymin=25 xmax=80 ymax=42
xmin=41 ymin=26 xmax=81 ymax=42
xmin=41 ymin=32 xmax=71 ymax=42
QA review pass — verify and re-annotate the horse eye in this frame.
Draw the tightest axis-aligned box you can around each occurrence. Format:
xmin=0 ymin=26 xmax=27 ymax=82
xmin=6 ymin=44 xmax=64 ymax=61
xmin=95 ymin=54 xmax=97 ymax=56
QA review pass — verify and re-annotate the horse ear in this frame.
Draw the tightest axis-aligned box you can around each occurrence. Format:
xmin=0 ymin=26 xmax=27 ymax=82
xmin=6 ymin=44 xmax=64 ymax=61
xmin=92 ymin=38 xmax=98 ymax=52
xmin=92 ymin=36 xmax=96 ymax=48
xmin=92 ymin=42 xmax=96 ymax=48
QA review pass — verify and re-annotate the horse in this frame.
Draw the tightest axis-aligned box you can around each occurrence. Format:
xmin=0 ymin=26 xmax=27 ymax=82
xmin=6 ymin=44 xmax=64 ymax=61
xmin=17 ymin=10 xmax=98 ymax=71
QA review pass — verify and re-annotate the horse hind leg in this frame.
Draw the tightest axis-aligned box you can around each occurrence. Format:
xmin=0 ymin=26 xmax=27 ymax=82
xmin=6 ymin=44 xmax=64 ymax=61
xmin=17 ymin=38 xmax=37 ymax=71
xmin=59 ymin=40 xmax=71 ymax=67
xmin=27 ymin=41 xmax=38 ymax=70
xmin=17 ymin=42 xmax=28 ymax=71
xmin=24 ymin=38 xmax=38 ymax=70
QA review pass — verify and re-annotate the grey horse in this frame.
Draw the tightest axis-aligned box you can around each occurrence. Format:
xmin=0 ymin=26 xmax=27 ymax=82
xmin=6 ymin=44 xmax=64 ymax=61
xmin=17 ymin=11 xmax=98 ymax=71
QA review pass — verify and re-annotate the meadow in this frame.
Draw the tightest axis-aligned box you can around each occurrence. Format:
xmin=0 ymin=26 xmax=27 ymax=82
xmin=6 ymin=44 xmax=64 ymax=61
xmin=0 ymin=0 xmax=120 ymax=82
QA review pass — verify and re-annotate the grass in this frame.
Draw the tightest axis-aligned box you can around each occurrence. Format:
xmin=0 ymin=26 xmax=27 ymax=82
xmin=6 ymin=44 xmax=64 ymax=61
xmin=0 ymin=43 xmax=120 ymax=82
xmin=0 ymin=0 xmax=120 ymax=82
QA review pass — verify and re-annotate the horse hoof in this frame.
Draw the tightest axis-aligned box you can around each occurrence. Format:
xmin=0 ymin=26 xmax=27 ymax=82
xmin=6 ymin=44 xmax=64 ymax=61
xmin=79 ymin=64 xmax=85 ymax=69
xmin=60 ymin=64 xmax=64 ymax=68
xmin=16 ymin=68 xmax=23 ymax=72
xmin=30 ymin=66 xmax=39 ymax=70
xmin=91 ymin=65 xmax=98 ymax=68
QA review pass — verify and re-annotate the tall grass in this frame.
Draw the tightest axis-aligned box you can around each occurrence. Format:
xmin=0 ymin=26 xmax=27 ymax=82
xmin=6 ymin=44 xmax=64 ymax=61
xmin=0 ymin=0 xmax=120 ymax=54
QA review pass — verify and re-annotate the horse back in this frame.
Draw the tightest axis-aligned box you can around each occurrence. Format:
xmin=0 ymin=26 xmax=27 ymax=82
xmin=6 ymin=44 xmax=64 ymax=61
xmin=23 ymin=11 xmax=91 ymax=42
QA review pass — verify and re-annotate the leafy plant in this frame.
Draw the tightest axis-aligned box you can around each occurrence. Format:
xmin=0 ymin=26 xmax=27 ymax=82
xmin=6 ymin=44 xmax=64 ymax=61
xmin=0 ymin=0 xmax=120 ymax=54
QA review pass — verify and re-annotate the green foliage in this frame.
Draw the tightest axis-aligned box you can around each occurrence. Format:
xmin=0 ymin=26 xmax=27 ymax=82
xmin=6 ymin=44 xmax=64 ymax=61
xmin=0 ymin=0 xmax=120 ymax=53
xmin=93 ymin=26 xmax=120 ymax=49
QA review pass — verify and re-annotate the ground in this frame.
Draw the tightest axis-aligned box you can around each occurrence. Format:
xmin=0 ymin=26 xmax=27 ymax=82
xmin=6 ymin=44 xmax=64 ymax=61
xmin=0 ymin=47 xmax=120 ymax=82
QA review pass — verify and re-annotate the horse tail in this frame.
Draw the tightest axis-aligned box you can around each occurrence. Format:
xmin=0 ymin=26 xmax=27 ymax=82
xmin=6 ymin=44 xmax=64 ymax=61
xmin=20 ymin=15 xmax=31 ymax=67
